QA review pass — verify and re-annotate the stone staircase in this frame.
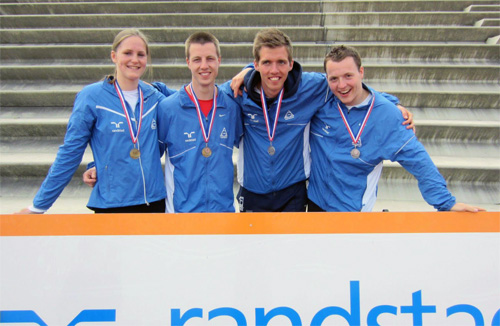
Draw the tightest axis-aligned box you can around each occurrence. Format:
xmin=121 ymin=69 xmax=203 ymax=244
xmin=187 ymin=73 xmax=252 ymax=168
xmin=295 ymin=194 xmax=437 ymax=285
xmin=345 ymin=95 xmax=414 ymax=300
xmin=1 ymin=0 xmax=499 ymax=213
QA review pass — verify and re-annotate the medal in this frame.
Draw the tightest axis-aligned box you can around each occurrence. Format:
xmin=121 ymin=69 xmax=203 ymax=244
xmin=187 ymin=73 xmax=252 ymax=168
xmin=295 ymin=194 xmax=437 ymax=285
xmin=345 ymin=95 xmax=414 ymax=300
xmin=130 ymin=148 xmax=141 ymax=159
xmin=202 ymin=146 xmax=212 ymax=158
xmin=114 ymin=81 xmax=144 ymax=160
xmin=261 ymin=87 xmax=284 ymax=156
xmin=188 ymin=83 xmax=217 ymax=158
xmin=337 ymin=93 xmax=375 ymax=160
xmin=350 ymin=148 xmax=360 ymax=159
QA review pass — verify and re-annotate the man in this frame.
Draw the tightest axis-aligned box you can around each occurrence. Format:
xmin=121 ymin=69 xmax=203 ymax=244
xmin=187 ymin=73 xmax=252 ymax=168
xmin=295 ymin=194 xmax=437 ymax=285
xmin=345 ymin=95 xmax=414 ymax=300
xmin=220 ymin=28 xmax=407 ymax=212
xmin=307 ymin=45 xmax=484 ymax=212
xmin=155 ymin=32 xmax=243 ymax=212
xmin=85 ymin=32 xmax=243 ymax=213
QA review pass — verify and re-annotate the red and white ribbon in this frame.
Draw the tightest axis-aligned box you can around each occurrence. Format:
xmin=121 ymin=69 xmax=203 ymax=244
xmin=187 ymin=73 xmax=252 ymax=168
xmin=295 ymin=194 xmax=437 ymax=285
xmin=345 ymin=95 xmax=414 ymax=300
xmin=260 ymin=87 xmax=284 ymax=143
xmin=188 ymin=83 xmax=217 ymax=145
xmin=337 ymin=93 xmax=375 ymax=147
xmin=114 ymin=81 xmax=144 ymax=145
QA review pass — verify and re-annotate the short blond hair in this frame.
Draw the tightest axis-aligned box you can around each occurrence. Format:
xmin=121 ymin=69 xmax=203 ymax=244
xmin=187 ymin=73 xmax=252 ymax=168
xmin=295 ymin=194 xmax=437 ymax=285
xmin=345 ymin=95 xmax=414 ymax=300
xmin=185 ymin=31 xmax=221 ymax=59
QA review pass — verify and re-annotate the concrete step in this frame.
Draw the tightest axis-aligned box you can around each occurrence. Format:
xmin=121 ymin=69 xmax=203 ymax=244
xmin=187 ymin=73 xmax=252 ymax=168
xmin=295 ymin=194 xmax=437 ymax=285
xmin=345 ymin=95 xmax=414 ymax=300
xmin=421 ymin=141 xmax=500 ymax=158
xmin=374 ymin=179 xmax=500 ymax=211
xmin=2 ymin=82 xmax=498 ymax=109
xmin=476 ymin=18 xmax=500 ymax=26
xmin=1 ymin=63 xmax=498 ymax=84
xmin=2 ymin=12 xmax=499 ymax=29
xmin=411 ymin=107 xmax=500 ymax=121
xmin=2 ymin=43 xmax=499 ymax=63
xmin=415 ymin=120 xmax=500 ymax=143
xmin=3 ymin=26 xmax=499 ymax=44
xmin=2 ymin=1 xmax=499 ymax=15
xmin=375 ymin=82 xmax=500 ymax=109
xmin=0 ymin=1 xmax=322 ymax=14
xmin=466 ymin=4 xmax=500 ymax=12
xmin=382 ymin=158 xmax=500 ymax=184
xmin=0 ymin=176 xmax=93 ymax=214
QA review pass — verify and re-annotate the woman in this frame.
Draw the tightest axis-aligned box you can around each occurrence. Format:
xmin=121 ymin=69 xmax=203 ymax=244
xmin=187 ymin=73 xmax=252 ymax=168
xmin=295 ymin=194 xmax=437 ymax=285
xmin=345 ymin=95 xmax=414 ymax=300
xmin=17 ymin=28 xmax=169 ymax=213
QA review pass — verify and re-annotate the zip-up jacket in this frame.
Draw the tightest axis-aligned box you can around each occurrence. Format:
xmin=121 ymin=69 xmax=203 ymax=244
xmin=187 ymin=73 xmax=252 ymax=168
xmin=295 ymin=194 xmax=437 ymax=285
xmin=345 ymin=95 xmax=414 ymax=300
xmin=220 ymin=62 xmax=331 ymax=194
xmin=157 ymin=85 xmax=243 ymax=213
xmin=308 ymin=85 xmax=456 ymax=212
xmin=33 ymin=78 xmax=168 ymax=210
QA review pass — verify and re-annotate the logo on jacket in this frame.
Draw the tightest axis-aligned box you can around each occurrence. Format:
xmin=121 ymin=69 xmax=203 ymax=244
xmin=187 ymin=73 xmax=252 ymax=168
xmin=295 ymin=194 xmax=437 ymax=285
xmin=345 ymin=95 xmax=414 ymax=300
xmin=247 ymin=113 xmax=259 ymax=123
xmin=111 ymin=121 xmax=124 ymax=133
xmin=220 ymin=128 xmax=228 ymax=139
xmin=151 ymin=119 xmax=157 ymax=130
xmin=284 ymin=110 xmax=295 ymax=120
xmin=322 ymin=123 xmax=331 ymax=134
xmin=184 ymin=131 xmax=196 ymax=142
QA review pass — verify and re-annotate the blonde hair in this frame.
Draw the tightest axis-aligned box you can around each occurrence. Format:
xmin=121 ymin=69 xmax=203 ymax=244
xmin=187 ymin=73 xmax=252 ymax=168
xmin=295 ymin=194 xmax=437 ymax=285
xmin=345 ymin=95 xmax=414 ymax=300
xmin=107 ymin=28 xmax=152 ymax=83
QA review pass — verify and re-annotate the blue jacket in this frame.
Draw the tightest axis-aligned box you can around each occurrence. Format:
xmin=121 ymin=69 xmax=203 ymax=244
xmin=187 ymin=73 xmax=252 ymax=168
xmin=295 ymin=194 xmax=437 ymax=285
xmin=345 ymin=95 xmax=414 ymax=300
xmin=157 ymin=85 xmax=243 ymax=212
xmin=33 ymin=78 xmax=168 ymax=210
xmin=308 ymin=85 xmax=456 ymax=212
xmin=220 ymin=62 xmax=331 ymax=194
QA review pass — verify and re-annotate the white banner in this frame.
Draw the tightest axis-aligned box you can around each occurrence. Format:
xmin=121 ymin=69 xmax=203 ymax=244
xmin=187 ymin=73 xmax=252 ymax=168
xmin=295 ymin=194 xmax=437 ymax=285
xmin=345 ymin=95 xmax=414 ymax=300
xmin=1 ymin=232 xmax=499 ymax=326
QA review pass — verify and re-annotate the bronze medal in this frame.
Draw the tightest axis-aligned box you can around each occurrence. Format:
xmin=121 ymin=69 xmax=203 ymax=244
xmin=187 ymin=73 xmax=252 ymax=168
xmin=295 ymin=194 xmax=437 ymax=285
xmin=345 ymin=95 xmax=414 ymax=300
xmin=202 ymin=146 xmax=212 ymax=158
xmin=130 ymin=148 xmax=141 ymax=159
xmin=350 ymin=148 xmax=360 ymax=159
xmin=268 ymin=145 xmax=276 ymax=156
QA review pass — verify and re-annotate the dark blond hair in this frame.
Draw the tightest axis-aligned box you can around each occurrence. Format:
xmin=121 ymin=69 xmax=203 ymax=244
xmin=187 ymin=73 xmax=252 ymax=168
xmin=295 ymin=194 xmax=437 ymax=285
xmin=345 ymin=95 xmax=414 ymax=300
xmin=252 ymin=28 xmax=293 ymax=63
xmin=185 ymin=31 xmax=221 ymax=59
xmin=324 ymin=45 xmax=362 ymax=72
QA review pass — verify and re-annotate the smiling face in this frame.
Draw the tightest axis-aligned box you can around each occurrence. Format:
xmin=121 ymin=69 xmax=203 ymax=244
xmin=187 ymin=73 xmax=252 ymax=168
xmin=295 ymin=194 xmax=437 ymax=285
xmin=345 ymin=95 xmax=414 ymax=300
xmin=186 ymin=42 xmax=221 ymax=90
xmin=326 ymin=56 xmax=366 ymax=107
xmin=254 ymin=45 xmax=293 ymax=98
xmin=111 ymin=35 xmax=148 ymax=90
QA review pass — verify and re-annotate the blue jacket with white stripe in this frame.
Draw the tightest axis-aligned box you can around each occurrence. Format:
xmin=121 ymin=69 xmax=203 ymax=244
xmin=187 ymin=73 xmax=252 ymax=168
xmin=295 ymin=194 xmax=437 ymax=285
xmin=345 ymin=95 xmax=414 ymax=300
xmin=33 ymin=78 xmax=170 ymax=210
xmin=220 ymin=62 xmax=331 ymax=194
xmin=308 ymin=84 xmax=456 ymax=212
xmin=157 ymin=85 xmax=243 ymax=213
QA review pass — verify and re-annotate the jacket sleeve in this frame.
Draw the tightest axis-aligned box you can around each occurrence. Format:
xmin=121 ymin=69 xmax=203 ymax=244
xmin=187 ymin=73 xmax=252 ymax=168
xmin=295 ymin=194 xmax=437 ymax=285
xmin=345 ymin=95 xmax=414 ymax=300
xmin=32 ymin=91 xmax=96 ymax=210
xmin=393 ymin=137 xmax=456 ymax=211
xmin=151 ymin=82 xmax=177 ymax=97
xmin=380 ymin=92 xmax=399 ymax=105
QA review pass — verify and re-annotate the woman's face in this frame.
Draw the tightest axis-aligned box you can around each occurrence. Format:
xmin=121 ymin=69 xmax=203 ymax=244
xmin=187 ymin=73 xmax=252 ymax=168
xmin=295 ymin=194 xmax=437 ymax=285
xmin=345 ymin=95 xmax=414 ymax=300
xmin=111 ymin=36 xmax=148 ymax=87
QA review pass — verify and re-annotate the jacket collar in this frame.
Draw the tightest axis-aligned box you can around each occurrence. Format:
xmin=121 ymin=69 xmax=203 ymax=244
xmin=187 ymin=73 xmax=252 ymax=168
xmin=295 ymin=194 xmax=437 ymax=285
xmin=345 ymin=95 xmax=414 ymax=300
xmin=244 ymin=61 xmax=303 ymax=105
xmin=178 ymin=84 xmax=227 ymax=110
xmin=102 ymin=77 xmax=156 ymax=99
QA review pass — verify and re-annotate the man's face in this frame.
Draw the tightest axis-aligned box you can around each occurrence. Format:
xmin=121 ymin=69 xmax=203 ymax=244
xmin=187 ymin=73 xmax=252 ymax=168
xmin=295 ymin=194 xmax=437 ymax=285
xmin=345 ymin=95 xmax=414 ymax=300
xmin=254 ymin=46 xmax=293 ymax=98
xmin=326 ymin=56 xmax=365 ymax=107
xmin=187 ymin=42 xmax=221 ymax=89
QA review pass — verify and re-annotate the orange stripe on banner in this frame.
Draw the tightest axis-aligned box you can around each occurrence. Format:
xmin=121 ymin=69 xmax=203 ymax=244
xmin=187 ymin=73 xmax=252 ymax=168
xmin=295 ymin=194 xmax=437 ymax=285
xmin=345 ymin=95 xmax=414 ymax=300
xmin=0 ymin=212 xmax=499 ymax=236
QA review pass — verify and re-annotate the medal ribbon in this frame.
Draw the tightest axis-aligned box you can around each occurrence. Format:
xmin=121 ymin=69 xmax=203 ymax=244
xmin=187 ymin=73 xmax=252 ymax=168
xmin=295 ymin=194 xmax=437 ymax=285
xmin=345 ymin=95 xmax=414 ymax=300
xmin=260 ymin=87 xmax=284 ymax=143
xmin=188 ymin=83 xmax=217 ymax=145
xmin=114 ymin=81 xmax=144 ymax=145
xmin=336 ymin=93 xmax=375 ymax=147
